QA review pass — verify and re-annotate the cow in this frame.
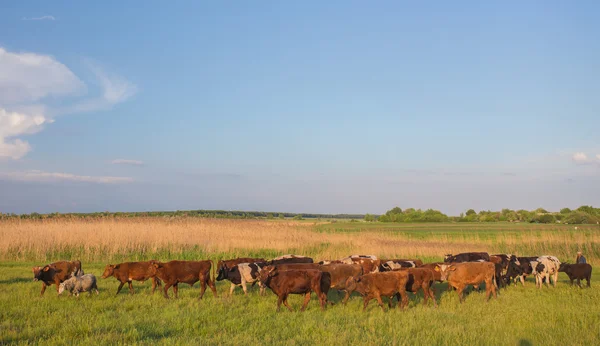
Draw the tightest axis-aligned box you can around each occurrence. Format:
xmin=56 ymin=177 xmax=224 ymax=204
xmin=435 ymin=262 xmax=497 ymax=303
xmin=101 ymin=261 xmax=161 ymax=295
xmin=32 ymin=260 xmax=84 ymax=296
xmin=259 ymin=266 xmax=330 ymax=312
xmin=318 ymin=263 xmax=363 ymax=303
xmin=379 ymin=260 xmax=417 ymax=272
xmin=268 ymin=255 xmax=314 ymax=265
xmin=58 ymin=274 xmax=99 ymax=297
xmin=444 ymin=252 xmax=490 ymax=263
xmin=419 ymin=262 xmax=444 ymax=282
xmin=344 ymin=271 xmax=409 ymax=311
xmin=394 ymin=267 xmax=437 ymax=307
xmin=381 ymin=258 xmax=424 ymax=267
xmin=318 ymin=260 xmax=343 ymax=265
xmin=218 ymin=262 xmax=267 ymax=296
xmin=558 ymin=263 xmax=592 ymax=288
xmin=531 ymin=256 xmax=561 ymax=288
xmin=340 ymin=257 xmax=380 ymax=274
xmin=216 ymin=258 xmax=266 ymax=282
xmin=152 ymin=260 xmax=217 ymax=299
xmin=506 ymin=256 xmax=539 ymax=285
xmin=341 ymin=255 xmax=378 ymax=262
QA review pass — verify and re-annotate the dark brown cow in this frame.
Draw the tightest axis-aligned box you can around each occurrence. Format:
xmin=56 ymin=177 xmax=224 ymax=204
xmin=101 ymin=261 xmax=161 ymax=294
xmin=435 ymin=262 xmax=497 ymax=303
xmin=558 ymin=263 xmax=592 ymax=288
xmin=32 ymin=260 xmax=83 ymax=296
xmin=216 ymin=258 xmax=266 ymax=281
xmin=395 ymin=268 xmax=437 ymax=307
xmin=381 ymin=258 xmax=424 ymax=267
xmin=259 ymin=266 xmax=330 ymax=312
xmin=444 ymin=252 xmax=490 ymax=263
xmin=268 ymin=255 xmax=314 ymax=265
xmin=319 ymin=263 xmax=363 ymax=302
xmin=345 ymin=271 xmax=409 ymax=311
xmin=152 ymin=260 xmax=217 ymax=299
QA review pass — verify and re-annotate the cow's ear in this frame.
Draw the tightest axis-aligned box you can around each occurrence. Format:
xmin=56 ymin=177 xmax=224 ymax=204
xmin=43 ymin=266 xmax=50 ymax=272
xmin=448 ymin=266 xmax=457 ymax=271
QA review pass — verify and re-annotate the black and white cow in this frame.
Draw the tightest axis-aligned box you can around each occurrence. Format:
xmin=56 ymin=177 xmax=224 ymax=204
xmin=506 ymin=256 xmax=538 ymax=285
xmin=379 ymin=260 xmax=417 ymax=272
xmin=219 ymin=262 xmax=268 ymax=296
xmin=531 ymin=256 xmax=561 ymax=288
xmin=340 ymin=255 xmax=378 ymax=264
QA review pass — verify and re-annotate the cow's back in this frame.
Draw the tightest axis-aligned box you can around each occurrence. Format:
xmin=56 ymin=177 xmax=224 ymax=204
xmin=448 ymin=262 xmax=495 ymax=285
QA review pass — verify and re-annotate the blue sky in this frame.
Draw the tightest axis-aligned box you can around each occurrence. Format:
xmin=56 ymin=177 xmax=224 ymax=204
xmin=1 ymin=1 xmax=599 ymax=215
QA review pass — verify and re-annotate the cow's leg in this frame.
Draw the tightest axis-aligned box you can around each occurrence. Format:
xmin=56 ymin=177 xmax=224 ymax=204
xmin=151 ymin=278 xmax=158 ymax=294
xmin=40 ymin=283 xmax=47 ymax=296
xmin=206 ymin=274 xmax=218 ymax=298
xmin=55 ymin=279 xmax=61 ymax=294
xmin=553 ymin=272 xmax=558 ymax=288
xmin=282 ymin=294 xmax=293 ymax=312
xmin=429 ymin=287 xmax=438 ymax=308
xmin=162 ymin=283 xmax=171 ymax=298
xmin=421 ymin=285 xmax=429 ymax=306
xmin=519 ymin=275 xmax=525 ymax=286
xmin=342 ymin=291 xmax=351 ymax=305
xmin=375 ymin=293 xmax=386 ymax=311
xmin=577 ymin=278 xmax=582 ymax=288
xmin=398 ymin=290 xmax=408 ymax=310
xmin=545 ymin=273 xmax=551 ymax=288
xmin=456 ymin=285 xmax=465 ymax=303
xmin=300 ymin=292 xmax=311 ymax=312
xmin=362 ymin=296 xmax=372 ymax=312
xmin=586 ymin=275 xmax=591 ymax=287
xmin=128 ymin=281 xmax=134 ymax=294
xmin=241 ymin=280 xmax=248 ymax=296
xmin=173 ymin=284 xmax=179 ymax=298
xmin=199 ymin=276 xmax=207 ymax=299
xmin=229 ymin=283 xmax=235 ymax=296
xmin=116 ymin=282 xmax=125 ymax=295
xmin=276 ymin=295 xmax=283 ymax=312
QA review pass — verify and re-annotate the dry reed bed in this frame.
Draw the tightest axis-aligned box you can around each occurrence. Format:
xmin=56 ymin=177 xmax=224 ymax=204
xmin=0 ymin=218 xmax=598 ymax=262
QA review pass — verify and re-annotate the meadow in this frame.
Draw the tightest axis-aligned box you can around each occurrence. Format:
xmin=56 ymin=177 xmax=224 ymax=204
xmin=1 ymin=218 xmax=599 ymax=345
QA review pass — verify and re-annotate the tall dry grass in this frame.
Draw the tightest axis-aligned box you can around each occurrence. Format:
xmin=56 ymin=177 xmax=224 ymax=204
xmin=0 ymin=218 xmax=598 ymax=263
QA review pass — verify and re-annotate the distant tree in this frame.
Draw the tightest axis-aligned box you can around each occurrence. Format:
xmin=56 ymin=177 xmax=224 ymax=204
xmin=386 ymin=207 xmax=403 ymax=216
xmin=560 ymin=208 xmax=572 ymax=214
xmin=266 ymin=213 xmax=274 ymax=219
xmin=534 ymin=208 xmax=548 ymax=214
xmin=278 ymin=213 xmax=285 ymax=219
xmin=364 ymin=214 xmax=375 ymax=222
xmin=466 ymin=209 xmax=476 ymax=216
xmin=293 ymin=214 xmax=303 ymax=220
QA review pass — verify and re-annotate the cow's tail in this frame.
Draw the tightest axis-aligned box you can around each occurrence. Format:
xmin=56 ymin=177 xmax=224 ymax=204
xmin=210 ymin=259 xmax=216 ymax=284
xmin=493 ymin=271 xmax=498 ymax=289
xmin=75 ymin=259 xmax=84 ymax=277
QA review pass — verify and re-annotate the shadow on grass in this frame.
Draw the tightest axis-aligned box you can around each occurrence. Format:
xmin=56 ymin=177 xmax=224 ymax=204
xmin=0 ymin=277 xmax=33 ymax=285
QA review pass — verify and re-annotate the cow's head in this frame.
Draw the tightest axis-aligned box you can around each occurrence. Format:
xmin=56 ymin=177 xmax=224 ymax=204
xmin=530 ymin=261 xmax=539 ymax=275
xmin=443 ymin=254 xmax=453 ymax=263
xmin=558 ymin=262 xmax=569 ymax=273
xmin=32 ymin=266 xmax=42 ymax=281
xmin=259 ymin=265 xmax=277 ymax=283
xmin=216 ymin=261 xmax=228 ymax=281
xmin=33 ymin=265 xmax=54 ymax=281
xmin=102 ymin=264 xmax=115 ymax=279
xmin=435 ymin=264 xmax=455 ymax=281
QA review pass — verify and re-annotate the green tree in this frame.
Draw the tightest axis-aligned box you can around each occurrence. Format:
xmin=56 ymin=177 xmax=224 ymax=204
xmin=293 ymin=214 xmax=303 ymax=220
xmin=560 ymin=208 xmax=572 ymax=214
xmin=364 ymin=214 xmax=375 ymax=222
xmin=466 ymin=209 xmax=476 ymax=216
xmin=278 ymin=213 xmax=285 ymax=219
xmin=266 ymin=213 xmax=274 ymax=219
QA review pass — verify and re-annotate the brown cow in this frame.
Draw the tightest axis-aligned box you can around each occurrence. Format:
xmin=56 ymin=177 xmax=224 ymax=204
xmin=420 ymin=262 xmax=444 ymax=282
xmin=346 ymin=258 xmax=380 ymax=274
xmin=268 ymin=254 xmax=314 ymax=265
xmin=152 ymin=260 xmax=217 ymax=299
xmin=101 ymin=261 xmax=161 ymax=295
xmin=319 ymin=263 xmax=363 ymax=303
xmin=216 ymin=258 xmax=266 ymax=281
xmin=435 ymin=262 xmax=497 ymax=303
xmin=345 ymin=271 xmax=409 ymax=311
xmin=259 ymin=266 xmax=330 ymax=312
xmin=395 ymin=268 xmax=437 ymax=307
xmin=32 ymin=260 xmax=84 ymax=296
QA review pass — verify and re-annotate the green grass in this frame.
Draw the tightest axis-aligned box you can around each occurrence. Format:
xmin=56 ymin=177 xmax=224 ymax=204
xmin=1 ymin=262 xmax=599 ymax=345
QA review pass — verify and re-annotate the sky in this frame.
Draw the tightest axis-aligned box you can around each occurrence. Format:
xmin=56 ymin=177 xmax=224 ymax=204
xmin=1 ymin=1 xmax=599 ymax=215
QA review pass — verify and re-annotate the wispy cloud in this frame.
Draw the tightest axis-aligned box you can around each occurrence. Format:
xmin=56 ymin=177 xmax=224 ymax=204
xmin=572 ymin=152 xmax=590 ymax=164
xmin=0 ymin=46 xmax=137 ymax=160
xmin=111 ymin=159 xmax=144 ymax=166
xmin=22 ymin=15 xmax=56 ymax=21
xmin=0 ymin=170 xmax=133 ymax=184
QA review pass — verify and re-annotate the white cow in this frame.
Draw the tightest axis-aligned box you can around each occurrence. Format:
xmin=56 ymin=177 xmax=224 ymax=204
xmin=531 ymin=256 xmax=561 ymax=288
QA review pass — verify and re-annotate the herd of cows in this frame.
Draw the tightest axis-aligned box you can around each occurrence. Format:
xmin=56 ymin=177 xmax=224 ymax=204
xmin=31 ymin=252 xmax=593 ymax=311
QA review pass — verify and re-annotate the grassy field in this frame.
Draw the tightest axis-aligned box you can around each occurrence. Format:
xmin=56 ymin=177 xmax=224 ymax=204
xmin=1 ymin=219 xmax=599 ymax=345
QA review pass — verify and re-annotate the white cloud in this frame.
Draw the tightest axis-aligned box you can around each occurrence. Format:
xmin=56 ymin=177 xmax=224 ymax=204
xmin=572 ymin=152 xmax=589 ymax=164
xmin=0 ymin=170 xmax=133 ymax=184
xmin=22 ymin=15 xmax=56 ymax=21
xmin=597 ymin=154 xmax=600 ymax=161
xmin=111 ymin=159 xmax=144 ymax=166
xmin=0 ymin=47 xmax=137 ymax=160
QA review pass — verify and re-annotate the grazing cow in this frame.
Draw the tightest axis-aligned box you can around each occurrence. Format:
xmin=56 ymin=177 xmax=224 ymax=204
xmin=58 ymin=274 xmax=99 ymax=297
xmin=419 ymin=262 xmax=444 ymax=282
xmin=558 ymin=263 xmax=592 ymax=288
xmin=435 ymin=262 xmax=497 ymax=303
xmin=268 ymin=255 xmax=314 ymax=265
xmin=381 ymin=258 xmax=424 ymax=267
xmin=219 ymin=262 xmax=267 ymax=296
xmin=32 ymin=260 xmax=84 ymax=296
xmin=344 ymin=271 xmax=410 ymax=311
xmin=394 ymin=268 xmax=437 ymax=307
xmin=444 ymin=252 xmax=491 ymax=263
xmin=101 ymin=261 xmax=161 ymax=295
xmin=216 ymin=258 xmax=266 ymax=281
xmin=531 ymin=256 xmax=561 ymax=288
xmin=152 ymin=260 xmax=217 ymax=299
xmin=576 ymin=252 xmax=587 ymax=264
xmin=259 ymin=266 xmax=330 ymax=312
xmin=380 ymin=260 xmax=417 ymax=272
xmin=507 ymin=256 xmax=539 ymax=285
